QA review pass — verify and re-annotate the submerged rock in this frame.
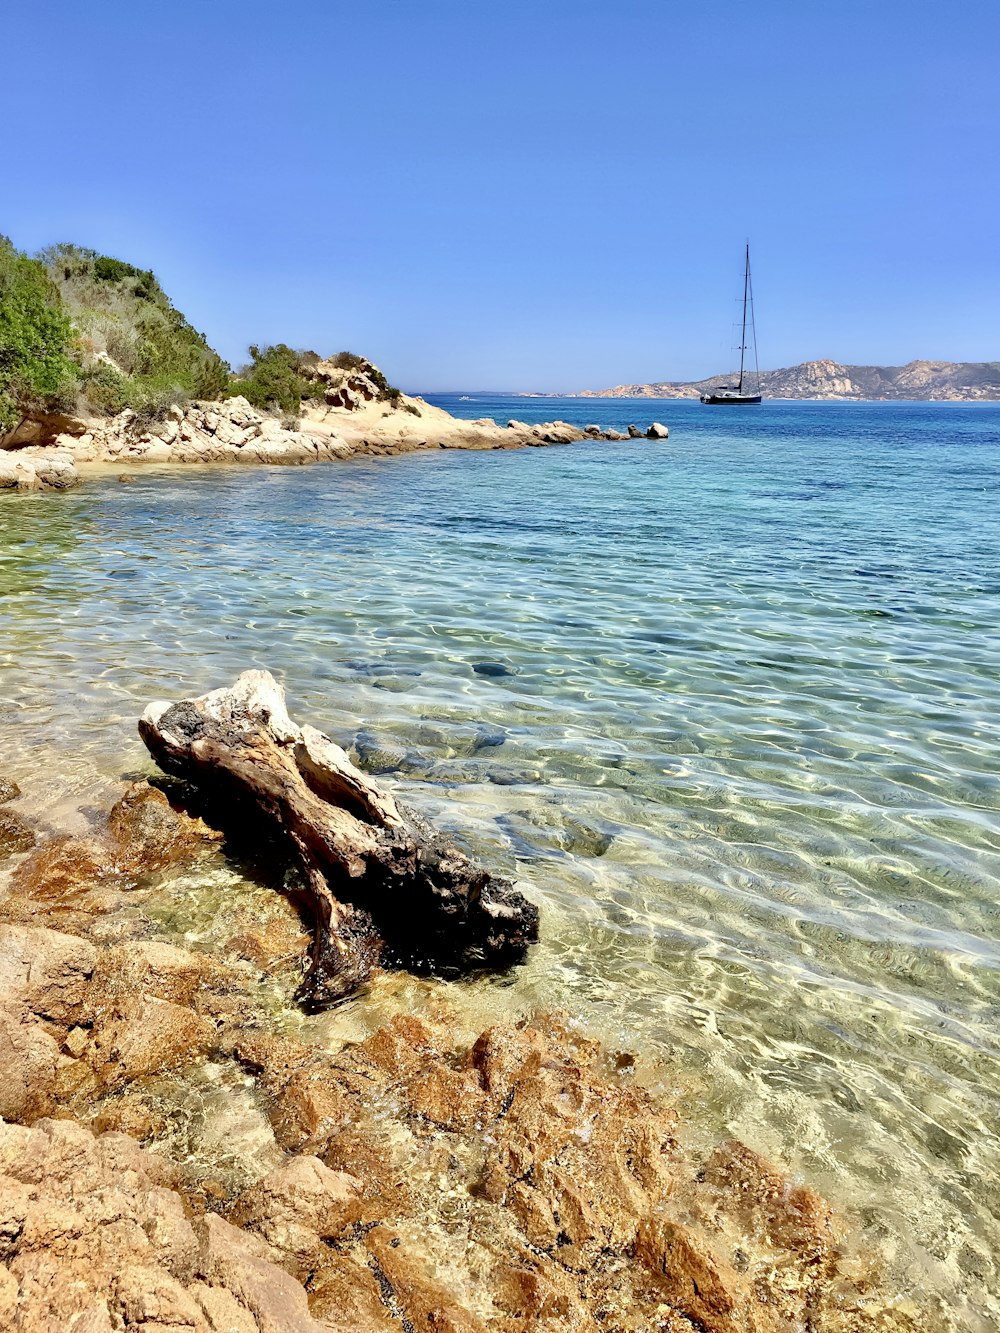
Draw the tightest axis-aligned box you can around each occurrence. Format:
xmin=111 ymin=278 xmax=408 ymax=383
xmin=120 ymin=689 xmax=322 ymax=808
xmin=472 ymin=660 xmax=519 ymax=678
xmin=217 ymin=1009 xmax=921 ymax=1331
xmin=0 ymin=781 xmax=221 ymax=936
xmin=108 ymin=779 xmax=221 ymax=871
xmin=0 ymin=808 xmax=36 ymax=857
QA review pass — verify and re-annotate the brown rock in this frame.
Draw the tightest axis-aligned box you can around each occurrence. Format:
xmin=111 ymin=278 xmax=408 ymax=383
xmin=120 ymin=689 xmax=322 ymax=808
xmin=0 ymin=1010 xmax=61 ymax=1120
xmin=195 ymin=1212 xmax=323 ymax=1332
xmin=365 ymin=1226 xmax=491 ymax=1333
xmin=224 ymin=913 xmax=310 ymax=971
xmin=491 ymin=1252 xmax=594 ymax=1327
xmin=188 ymin=1282 xmax=259 ymax=1332
xmin=702 ymin=1138 xmax=834 ymax=1261
xmin=229 ymin=1155 xmax=361 ymax=1275
xmin=90 ymin=938 xmax=229 ymax=1008
xmin=108 ymin=780 xmax=220 ymax=872
xmin=635 ymin=1217 xmax=778 ymax=1333
xmin=270 ymin=1069 xmax=355 ymax=1153
xmin=113 ymin=1263 xmax=210 ymax=1330
xmin=404 ymin=1062 xmax=485 ymax=1131
xmin=0 ymin=1115 xmax=335 ymax=1332
xmin=85 ymin=994 xmax=215 ymax=1090
xmin=308 ymin=1261 xmax=401 ymax=1330
xmin=0 ymin=923 xmax=97 ymax=1022
xmin=227 ymin=1030 xmax=314 ymax=1092
xmin=0 ymin=809 xmax=35 ymax=857
xmin=91 ymin=1092 xmax=170 ymax=1142
xmin=0 ymin=776 xmax=20 ymax=804
xmin=6 ymin=835 xmax=114 ymax=907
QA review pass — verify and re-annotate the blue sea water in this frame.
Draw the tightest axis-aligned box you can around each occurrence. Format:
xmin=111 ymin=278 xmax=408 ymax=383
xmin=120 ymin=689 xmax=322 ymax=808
xmin=2 ymin=397 xmax=999 ymax=1323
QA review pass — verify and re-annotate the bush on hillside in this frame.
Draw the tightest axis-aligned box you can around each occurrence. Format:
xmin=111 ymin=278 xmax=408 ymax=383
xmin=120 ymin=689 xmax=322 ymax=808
xmin=0 ymin=236 xmax=79 ymax=434
xmin=40 ymin=244 xmax=229 ymax=418
xmin=226 ymin=344 xmax=323 ymax=415
xmin=330 ymin=350 xmax=366 ymax=371
xmin=329 ymin=349 xmax=400 ymax=400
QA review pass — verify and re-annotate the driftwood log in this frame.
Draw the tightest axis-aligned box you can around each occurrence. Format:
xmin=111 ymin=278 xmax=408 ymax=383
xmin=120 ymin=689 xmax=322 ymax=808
xmin=138 ymin=671 xmax=539 ymax=1009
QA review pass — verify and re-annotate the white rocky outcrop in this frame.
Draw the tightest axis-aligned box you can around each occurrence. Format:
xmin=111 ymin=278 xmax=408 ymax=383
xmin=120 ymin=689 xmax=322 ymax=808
xmin=56 ymin=395 xmax=354 ymax=468
xmin=1 ymin=386 xmax=633 ymax=494
xmin=298 ymin=354 xmax=385 ymax=409
xmin=0 ymin=446 xmax=79 ymax=491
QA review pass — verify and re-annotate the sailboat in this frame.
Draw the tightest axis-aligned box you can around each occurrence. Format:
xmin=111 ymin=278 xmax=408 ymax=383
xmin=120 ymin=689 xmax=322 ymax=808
xmin=700 ymin=244 xmax=762 ymax=405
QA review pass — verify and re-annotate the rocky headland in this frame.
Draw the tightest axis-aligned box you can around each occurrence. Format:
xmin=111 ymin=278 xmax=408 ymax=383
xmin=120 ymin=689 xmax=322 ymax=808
xmin=575 ymin=359 xmax=1000 ymax=401
xmin=1 ymin=237 xmax=669 ymax=493
xmin=0 ymin=354 xmax=650 ymax=493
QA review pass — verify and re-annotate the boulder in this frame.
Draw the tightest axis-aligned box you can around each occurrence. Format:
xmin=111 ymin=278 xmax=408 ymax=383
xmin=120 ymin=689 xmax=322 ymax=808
xmin=229 ymin=1157 xmax=361 ymax=1275
xmin=0 ymin=1117 xmax=329 ymax=1332
xmin=0 ymin=1010 xmax=61 ymax=1121
xmin=0 ymin=923 xmax=97 ymax=1022
xmin=84 ymin=993 xmax=215 ymax=1091
xmin=107 ymin=780 xmax=220 ymax=872
xmin=646 ymin=421 xmax=670 ymax=439
xmin=0 ymin=447 xmax=80 ymax=489
xmin=627 ymin=423 xmax=644 ymax=438
xmin=18 ymin=446 xmax=80 ymax=487
xmin=0 ymin=454 xmax=40 ymax=490
xmin=0 ymin=409 xmax=89 ymax=450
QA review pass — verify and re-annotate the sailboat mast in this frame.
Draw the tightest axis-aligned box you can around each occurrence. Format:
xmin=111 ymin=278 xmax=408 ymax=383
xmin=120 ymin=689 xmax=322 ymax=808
xmin=738 ymin=242 xmax=749 ymax=394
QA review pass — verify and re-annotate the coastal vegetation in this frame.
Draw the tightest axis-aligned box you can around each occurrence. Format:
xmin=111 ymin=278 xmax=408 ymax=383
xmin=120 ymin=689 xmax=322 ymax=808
xmin=42 ymin=243 xmax=230 ymax=422
xmin=0 ymin=236 xmax=79 ymax=433
xmin=226 ymin=343 xmax=324 ymax=416
xmin=0 ymin=236 xmax=402 ymax=439
xmin=225 ymin=345 xmax=400 ymax=415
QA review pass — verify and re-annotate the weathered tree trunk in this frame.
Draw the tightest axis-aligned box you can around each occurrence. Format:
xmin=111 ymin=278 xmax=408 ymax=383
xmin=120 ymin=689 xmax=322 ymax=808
xmin=138 ymin=671 xmax=538 ymax=1009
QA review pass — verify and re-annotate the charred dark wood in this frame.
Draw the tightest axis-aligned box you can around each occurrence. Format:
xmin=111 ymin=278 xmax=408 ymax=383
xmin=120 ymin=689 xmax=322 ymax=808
xmin=138 ymin=671 xmax=538 ymax=1008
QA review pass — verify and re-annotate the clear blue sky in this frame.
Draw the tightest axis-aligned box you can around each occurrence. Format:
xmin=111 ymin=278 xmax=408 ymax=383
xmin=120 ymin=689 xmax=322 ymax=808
xmin=5 ymin=0 xmax=998 ymax=391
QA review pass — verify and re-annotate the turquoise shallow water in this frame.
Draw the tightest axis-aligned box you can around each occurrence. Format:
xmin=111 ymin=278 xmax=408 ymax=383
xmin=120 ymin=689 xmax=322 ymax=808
xmin=2 ymin=397 xmax=1000 ymax=1324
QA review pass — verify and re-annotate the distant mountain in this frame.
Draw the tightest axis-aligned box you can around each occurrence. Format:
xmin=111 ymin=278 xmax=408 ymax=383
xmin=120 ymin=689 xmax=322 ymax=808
xmin=575 ymin=360 xmax=1000 ymax=401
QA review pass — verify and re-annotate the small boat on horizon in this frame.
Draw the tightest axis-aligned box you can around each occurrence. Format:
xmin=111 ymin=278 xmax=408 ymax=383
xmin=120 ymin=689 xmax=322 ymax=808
xmin=701 ymin=244 xmax=762 ymax=405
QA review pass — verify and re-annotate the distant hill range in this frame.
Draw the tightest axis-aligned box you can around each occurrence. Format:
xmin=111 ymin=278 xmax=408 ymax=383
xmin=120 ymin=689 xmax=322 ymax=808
xmin=573 ymin=360 xmax=1000 ymax=401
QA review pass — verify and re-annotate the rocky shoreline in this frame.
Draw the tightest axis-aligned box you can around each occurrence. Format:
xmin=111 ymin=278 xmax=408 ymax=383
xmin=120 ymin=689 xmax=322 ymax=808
xmin=0 ymin=692 xmax=925 ymax=1330
xmin=0 ymin=356 xmax=671 ymax=493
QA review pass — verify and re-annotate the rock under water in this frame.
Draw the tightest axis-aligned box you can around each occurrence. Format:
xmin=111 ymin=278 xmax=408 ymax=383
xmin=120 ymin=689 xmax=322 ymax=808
xmin=0 ymin=764 xmax=929 ymax=1330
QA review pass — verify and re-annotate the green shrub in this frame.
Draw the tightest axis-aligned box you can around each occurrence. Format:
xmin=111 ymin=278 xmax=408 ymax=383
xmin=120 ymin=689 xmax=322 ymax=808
xmin=330 ymin=350 xmax=366 ymax=371
xmin=226 ymin=344 xmax=322 ymax=415
xmin=81 ymin=365 xmax=131 ymax=415
xmin=0 ymin=236 xmax=79 ymax=434
xmin=40 ymin=243 xmax=229 ymax=417
xmin=366 ymin=365 xmax=400 ymax=401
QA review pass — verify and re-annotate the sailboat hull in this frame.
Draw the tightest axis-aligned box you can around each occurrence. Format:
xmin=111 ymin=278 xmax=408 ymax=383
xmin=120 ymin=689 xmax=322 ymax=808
xmin=699 ymin=393 xmax=761 ymax=405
